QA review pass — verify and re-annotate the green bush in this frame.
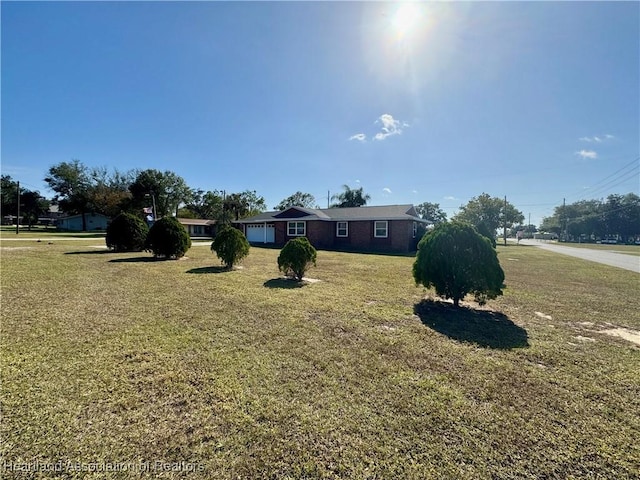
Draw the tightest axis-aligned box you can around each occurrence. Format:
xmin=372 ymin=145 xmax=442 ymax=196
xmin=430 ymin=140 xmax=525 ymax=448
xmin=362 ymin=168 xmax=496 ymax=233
xmin=144 ymin=217 xmax=191 ymax=259
xmin=210 ymin=226 xmax=250 ymax=269
xmin=475 ymin=221 xmax=497 ymax=248
xmin=413 ymin=221 xmax=504 ymax=307
xmin=105 ymin=212 xmax=149 ymax=252
xmin=277 ymin=237 xmax=317 ymax=281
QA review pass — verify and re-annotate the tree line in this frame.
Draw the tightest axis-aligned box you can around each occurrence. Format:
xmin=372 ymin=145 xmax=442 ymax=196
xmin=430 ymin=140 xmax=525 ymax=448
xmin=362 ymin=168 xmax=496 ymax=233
xmin=6 ymin=158 xmax=637 ymax=244
xmin=540 ymin=194 xmax=639 ymax=242
xmin=1 ymin=175 xmax=51 ymax=230
xmin=2 ymin=160 xmax=269 ymax=231
xmin=3 ymin=160 xmax=535 ymax=241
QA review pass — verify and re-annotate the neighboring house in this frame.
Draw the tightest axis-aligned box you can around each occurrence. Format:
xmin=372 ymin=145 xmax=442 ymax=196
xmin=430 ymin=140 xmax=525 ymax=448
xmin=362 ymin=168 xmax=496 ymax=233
xmin=38 ymin=205 xmax=62 ymax=227
xmin=3 ymin=205 xmax=61 ymax=226
xmin=236 ymin=204 xmax=428 ymax=253
xmin=56 ymin=213 xmax=109 ymax=231
xmin=177 ymin=218 xmax=216 ymax=237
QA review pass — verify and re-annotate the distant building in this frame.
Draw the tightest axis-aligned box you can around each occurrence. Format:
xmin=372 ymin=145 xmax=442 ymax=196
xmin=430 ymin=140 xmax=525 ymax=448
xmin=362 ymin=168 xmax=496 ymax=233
xmin=57 ymin=213 xmax=109 ymax=231
xmin=176 ymin=218 xmax=216 ymax=237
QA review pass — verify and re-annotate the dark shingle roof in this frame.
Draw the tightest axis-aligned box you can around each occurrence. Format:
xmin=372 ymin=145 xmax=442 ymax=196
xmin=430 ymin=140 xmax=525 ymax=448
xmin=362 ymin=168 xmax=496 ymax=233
xmin=237 ymin=205 xmax=425 ymax=223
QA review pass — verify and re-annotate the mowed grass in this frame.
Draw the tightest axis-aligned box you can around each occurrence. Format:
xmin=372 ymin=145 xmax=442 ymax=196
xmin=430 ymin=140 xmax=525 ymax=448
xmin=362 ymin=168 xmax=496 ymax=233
xmin=1 ymin=238 xmax=639 ymax=479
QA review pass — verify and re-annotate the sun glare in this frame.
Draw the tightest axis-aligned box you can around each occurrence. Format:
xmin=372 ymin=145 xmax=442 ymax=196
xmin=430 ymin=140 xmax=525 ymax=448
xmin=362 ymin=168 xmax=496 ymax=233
xmin=392 ymin=2 xmax=423 ymax=38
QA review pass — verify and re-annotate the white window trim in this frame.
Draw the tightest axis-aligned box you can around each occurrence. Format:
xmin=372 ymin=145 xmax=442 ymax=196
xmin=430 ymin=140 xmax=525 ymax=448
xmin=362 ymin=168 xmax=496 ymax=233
xmin=287 ymin=221 xmax=306 ymax=236
xmin=336 ymin=221 xmax=348 ymax=237
xmin=374 ymin=220 xmax=388 ymax=238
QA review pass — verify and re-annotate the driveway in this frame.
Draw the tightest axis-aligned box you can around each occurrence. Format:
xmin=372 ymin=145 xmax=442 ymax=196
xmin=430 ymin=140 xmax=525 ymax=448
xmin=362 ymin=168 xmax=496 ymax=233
xmin=518 ymin=239 xmax=640 ymax=273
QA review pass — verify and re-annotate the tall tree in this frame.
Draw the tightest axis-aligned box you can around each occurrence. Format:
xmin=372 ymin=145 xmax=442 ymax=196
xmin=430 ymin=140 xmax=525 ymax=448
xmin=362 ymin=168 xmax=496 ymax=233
xmin=88 ymin=167 xmax=134 ymax=218
xmin=44 ymin=160 xmax=92 ymax=231
xmin=539 ymin=215 xmax=561 ymax=235
xmin=415 ymin=202 xmax=447 ymax=225
xmin=603 ymin=193 xmax=640 ymax=239
xmin=20 ymin=190 xmax=50 ymax=230
xmin=241 ymin=190 xmax=267 ymax=217
xmin=129 ymin=169 xmax=192 ymax=218
xmin=454 ymin=193 xmax=523 ymax=246
xmin=274 ymin=191 xmax=316 ymax=211
xmin=222 ymin=193 xmax=247 ymax=222
xmin=182 ymin=189 xmax=224 ymax=219
xmin=331 ymin=185 xmax=370 ymax=208
xmin=1 ymin=177 xmax=49 ymax=228
xmin=1 ymin=175 xmax=19 ymax=219
xmin=222 ymin=190 xmax=267 ymax=222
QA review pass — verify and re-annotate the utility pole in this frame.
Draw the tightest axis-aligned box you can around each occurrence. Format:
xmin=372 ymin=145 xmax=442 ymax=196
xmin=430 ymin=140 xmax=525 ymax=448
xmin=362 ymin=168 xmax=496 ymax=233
xmin=327 ymin=190 xmax=330 ymax=209
xmin=562 ymin=197 xmax=566 ymax=242
xmin=503 ymin=195 xmax=508 ymax=246
xmin=16 ymin=181 xmax=20 ymax=235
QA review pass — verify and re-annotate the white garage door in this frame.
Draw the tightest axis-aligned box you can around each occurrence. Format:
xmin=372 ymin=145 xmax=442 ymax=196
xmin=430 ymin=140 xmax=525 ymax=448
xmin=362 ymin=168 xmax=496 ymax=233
xmin=246 ymin=224 xmax=275 ymax=243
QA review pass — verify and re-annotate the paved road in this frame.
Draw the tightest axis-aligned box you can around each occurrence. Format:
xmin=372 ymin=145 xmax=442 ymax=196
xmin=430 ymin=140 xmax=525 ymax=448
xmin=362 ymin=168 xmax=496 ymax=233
xmin=518 ymin=239 xmax=640 ymax=273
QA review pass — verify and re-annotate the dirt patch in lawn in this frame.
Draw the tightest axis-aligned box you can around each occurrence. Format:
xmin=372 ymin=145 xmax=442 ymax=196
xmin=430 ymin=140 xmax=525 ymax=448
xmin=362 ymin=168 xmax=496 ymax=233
xmin=0 ymin=247 xmax=34 ymax=251
xmin=599 ymin=328 xmax=640 ymax=346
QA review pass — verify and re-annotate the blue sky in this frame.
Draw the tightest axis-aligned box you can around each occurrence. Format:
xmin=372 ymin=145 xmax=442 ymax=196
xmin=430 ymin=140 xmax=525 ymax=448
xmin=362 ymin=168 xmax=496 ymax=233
xmin=2 ymin=1 xmax=638 ymax=225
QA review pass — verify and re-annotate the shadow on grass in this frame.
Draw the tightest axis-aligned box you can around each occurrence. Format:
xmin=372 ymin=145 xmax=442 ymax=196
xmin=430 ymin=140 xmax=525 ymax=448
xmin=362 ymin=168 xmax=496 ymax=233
xmin=65 ymin=249 xmax=113 ymax=255
xmin=414 ymin=299 xmax=529 ymax=349
xmin=186 ymin=266 xmax=230 ymax=274
xmin=109 ymin=256 xmax=158 ymax=263
xmin=263 ymin=278 xmax=305 ymax=289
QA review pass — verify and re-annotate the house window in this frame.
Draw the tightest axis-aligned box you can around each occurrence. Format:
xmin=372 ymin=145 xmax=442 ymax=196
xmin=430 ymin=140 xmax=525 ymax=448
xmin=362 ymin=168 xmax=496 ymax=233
xmin=336 ymin=221 xmax=348 ymax=237
xmin=413 ymin=222 xmax=417 ymax=238
xmin=288 ymin=221 xmax=306 ymax=236
xmin=193 ymin=225 xmax=203 ymax=235
xmin=374 ymin=221 xmax=388 ymax=238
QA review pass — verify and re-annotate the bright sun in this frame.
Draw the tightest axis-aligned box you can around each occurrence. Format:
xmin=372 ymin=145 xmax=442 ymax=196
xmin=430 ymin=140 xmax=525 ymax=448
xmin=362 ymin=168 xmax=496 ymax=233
xmin=392 ymin=2 xmax=422 ymax=37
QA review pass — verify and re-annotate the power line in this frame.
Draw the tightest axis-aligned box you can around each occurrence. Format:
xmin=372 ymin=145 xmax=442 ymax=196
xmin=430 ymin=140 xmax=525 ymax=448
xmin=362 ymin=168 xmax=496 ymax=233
xmin=567 ymin=156 xmax=639 ymax=202
xmin=577 ymin=167 xmax=639 ymax=201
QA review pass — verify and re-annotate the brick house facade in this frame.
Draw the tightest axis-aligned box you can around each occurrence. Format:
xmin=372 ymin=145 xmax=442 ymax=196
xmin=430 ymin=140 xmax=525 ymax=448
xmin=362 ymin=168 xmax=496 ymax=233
xmin=236 ymin=205 xmax=427 ymax=253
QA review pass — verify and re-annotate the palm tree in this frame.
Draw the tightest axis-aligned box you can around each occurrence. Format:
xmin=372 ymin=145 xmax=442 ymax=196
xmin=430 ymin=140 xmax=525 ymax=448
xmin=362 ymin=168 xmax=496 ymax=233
xmin=331 ymin=185 xmax=371 ymax=208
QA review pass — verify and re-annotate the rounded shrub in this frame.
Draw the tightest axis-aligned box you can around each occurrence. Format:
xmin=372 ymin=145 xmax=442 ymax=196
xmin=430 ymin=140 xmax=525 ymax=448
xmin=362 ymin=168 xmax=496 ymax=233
xmin=211 ymin=226 xmax=250 ymax=269
xmin=413 ymin=221 xmax=504 ymax=306
xmin=145 ymin=217 xmax=191 ymax=259
xmin=277 ymin=237 xmax=317 ymax=281
xmin=105 ymin=212 xmax=149 ymax=252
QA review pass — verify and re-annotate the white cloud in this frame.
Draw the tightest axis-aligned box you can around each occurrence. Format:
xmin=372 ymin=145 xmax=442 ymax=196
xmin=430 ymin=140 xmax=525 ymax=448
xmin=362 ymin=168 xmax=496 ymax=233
xmin=373 ymin=114 xmax=407 ymax=141
xmin=411 ymin=190 xmax=418 ymax=194
xmin=382 ymin=187 xmax=392 ymax=194
xmin=579 ymin=134 xmax=615 ymax=143
xmin=443 ymin=196 xmax=457 ymax=201
xmin=350 ymin=114 xmax=409 ymax=143
xmin=349 ymin=133 xmax=366 ymax=142
xmin=576 ymin=149 xmax=598 ymax=159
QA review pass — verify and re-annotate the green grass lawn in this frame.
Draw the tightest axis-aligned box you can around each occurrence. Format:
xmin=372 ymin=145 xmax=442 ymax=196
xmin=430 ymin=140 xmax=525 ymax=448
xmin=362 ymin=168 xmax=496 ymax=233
xmin=0 ymin=226 xmax=107 ymax=239
xmin=1 ymin=239 xmax=639 ymax=479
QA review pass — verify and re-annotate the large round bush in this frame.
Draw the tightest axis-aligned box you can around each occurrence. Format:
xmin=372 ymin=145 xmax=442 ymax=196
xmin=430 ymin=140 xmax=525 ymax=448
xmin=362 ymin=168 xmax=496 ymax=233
xmin=413 ymin=221 xmax=504 ymax=306
xmin=211 ymin=226 xmax=250 ymax=269
xmin=277 ymin=237 xmax=317 ymax=281
xmin=145 ymin=217 xmax=191 ymax=259
xmin=106 ymin=212 xmax=149 ymax=252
